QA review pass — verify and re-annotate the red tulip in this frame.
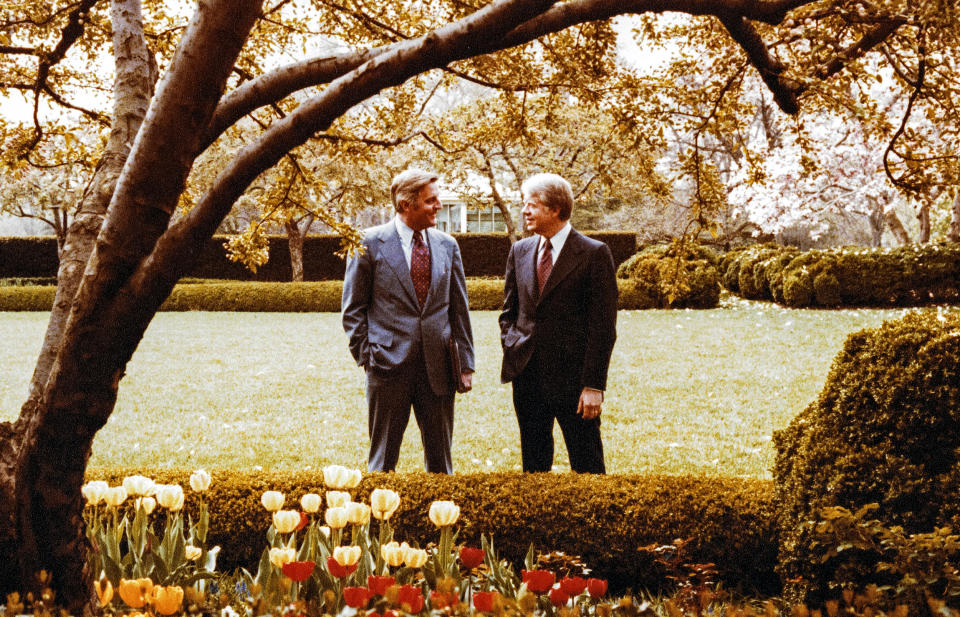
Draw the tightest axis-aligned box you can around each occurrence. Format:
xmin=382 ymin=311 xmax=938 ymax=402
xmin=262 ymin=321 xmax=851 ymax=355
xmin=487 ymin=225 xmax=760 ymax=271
xmin=549 ymin=587 xmax=570 ymax=607
xmin=430 ymin=591 xmax=458 ymax=609
xmin=297 ymin=511 xmax=309 ymax=531
xmin=327 ymin=556 xmax=357 ymax=578
xmin=367 ymin=575 xmax=396 ymax=596
xmin=473 ymin=591 xmax=497 ymax=613
xmin=397 ymin=585 xmax=424 ymax=613
xmin=587 ymin=578 xmax=608 ymax=598
xmin=559 ymin=576 xmax=587 ymax=596
xmin=344 ymin=587 xmax=372 ymax=609
xmin=459 ymin=547 xmax=485 ymax=570
xmin=281 ymin=560 xmax=315 ymax=582
xmin=521 ymin=569 xmax=555 ymax=594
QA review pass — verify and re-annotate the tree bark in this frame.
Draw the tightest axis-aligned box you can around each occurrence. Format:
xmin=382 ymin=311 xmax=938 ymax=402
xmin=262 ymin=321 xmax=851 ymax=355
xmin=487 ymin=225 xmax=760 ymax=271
xmin=286 ymin=219 xmax=305 ymax=281
xmin=918 ymin=201 xmax=931 ymax=243
xmin=884 ymin=208 xmax=912 ymax=245
xmin=949 ymin=191 xmax=960 ymax=243
xmin=478 ymin=148 xmax=518 ymax=242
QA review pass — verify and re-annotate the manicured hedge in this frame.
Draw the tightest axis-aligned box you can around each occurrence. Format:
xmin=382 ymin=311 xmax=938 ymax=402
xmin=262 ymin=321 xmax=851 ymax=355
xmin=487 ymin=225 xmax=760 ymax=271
xmin=722 ymin=242 xmax=960 ymax=307
xmin=0 ymin=279 xmax=648 ymax=311
xmin=86 ymin=468 xmax=779 ymax=595
xmin=0 ymin=232 xmax=637 ymax=280
xmin=616 ymin=243 xmax=722 ymax=308
xmin=773 ymin=311 xmax=960 ymax=604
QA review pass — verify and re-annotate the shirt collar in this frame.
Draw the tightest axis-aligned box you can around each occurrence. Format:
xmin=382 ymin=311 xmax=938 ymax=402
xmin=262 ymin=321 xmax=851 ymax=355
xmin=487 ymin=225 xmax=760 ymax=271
xmin=540 ymin=221 xmax=572 ymax=254
xmin=394 ymin=216 xmax=424 ymax=244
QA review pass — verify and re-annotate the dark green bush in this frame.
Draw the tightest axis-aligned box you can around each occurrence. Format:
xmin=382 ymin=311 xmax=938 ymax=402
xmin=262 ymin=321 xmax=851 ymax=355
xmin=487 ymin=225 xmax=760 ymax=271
xmin=87 ymin=468 xmax=778 ymax=595
xmin=617 ymin=243 xmax=721 ymax=308
xmin=773 ymin=311 xmax=960 ymax=605
xmin=0 ymin=237 xmax=59 ymax=277
xmin=719 ymin=244 xmax=787 ymax=296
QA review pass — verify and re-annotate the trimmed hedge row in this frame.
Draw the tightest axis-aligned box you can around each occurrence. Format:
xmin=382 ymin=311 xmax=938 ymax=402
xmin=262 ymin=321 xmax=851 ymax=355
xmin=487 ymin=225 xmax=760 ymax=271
xmin=86 ymin=468 xmax=779 ymax=595
xmin=773 ymin=311 xmax=960 ymax=605
xmin=0 ymin=279 xmax=648 ymax=311
xmin=721 ymin=242 xmax=960 ymax=307
xmin=0 ymin=233 xmax=637 ymax=280
xmin=616 ymin=243 xmax=722 ymax=309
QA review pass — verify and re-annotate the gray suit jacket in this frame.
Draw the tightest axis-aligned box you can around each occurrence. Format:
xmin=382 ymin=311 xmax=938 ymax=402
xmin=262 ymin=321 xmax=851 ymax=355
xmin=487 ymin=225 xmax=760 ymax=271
xmin=342 ymin=221 xmax=475 ymax=396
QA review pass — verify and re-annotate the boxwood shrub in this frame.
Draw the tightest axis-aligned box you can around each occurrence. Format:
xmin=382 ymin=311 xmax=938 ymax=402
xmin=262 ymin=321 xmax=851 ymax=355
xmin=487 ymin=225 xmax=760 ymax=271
xmin=773 ymin=311 xmax=960 ymax=605
xmin=617 ymin=243 xmax=721 ymax=308
xmin=87 ymin=469 xmax=778 ymax=595
xmin=0 ymin=279 xmax=647 ymax=311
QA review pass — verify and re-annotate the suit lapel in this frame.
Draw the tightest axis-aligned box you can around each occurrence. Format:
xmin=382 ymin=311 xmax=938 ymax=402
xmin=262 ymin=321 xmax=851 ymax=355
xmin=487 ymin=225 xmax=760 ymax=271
xmin=379 ymin=225 xmax=419 ymax=308
xmin=424 ymin=228 xmax=446 ymax=308
xmin=537 ymin=229 xmax=586 ymax=304
xmin=517 ymin=237 xmax=539 ymax=307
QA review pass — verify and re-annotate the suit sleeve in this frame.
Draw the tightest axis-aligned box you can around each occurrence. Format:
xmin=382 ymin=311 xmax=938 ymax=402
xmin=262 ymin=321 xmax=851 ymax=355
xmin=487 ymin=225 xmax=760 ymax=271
xmin=581 ymin=243 xmax=618 ymax=390
xmin=447 ymin=240 xmax=475 ymax=371
xmin=341 ymin=242 xmax=373 ymax=367
xmin=498 ymin=243 xmax=519 ymax=343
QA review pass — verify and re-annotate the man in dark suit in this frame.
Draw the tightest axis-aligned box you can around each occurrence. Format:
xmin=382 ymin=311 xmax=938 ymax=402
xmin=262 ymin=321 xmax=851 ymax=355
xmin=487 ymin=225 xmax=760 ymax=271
xmin=342 ymin=169 xmax=475 ymax=474
xmin=499 ymin=173 xmax=618 ymax=474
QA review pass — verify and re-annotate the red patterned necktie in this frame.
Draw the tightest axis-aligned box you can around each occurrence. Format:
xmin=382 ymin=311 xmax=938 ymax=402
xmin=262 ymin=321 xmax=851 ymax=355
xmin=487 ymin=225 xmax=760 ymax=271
xmin=537 ymin=238 xmax=553 ymax=295
xmin=411 ymin=230 xmax=431 ymax=308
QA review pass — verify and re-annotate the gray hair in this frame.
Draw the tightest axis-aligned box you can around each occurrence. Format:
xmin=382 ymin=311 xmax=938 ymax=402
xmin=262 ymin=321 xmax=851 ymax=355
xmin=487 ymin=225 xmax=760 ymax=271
xmin=521 ymin=173 xmax=573 ymax=221
xmin=391 ymin=168 xmax=439 ymax=212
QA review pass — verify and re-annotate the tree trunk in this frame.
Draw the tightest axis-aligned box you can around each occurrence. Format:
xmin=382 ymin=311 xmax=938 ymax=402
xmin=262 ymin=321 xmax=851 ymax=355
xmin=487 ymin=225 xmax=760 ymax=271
xmin=918 ymin=201 xmax=931 ymax=243
xmin=478 ymin=148 xmax=517 ymax=242
xmin=949 ymin=191 xmax=960 ymax=243
xmin=0 ymin=0 xmax=155 ymax=602
xmin=884 ymin=208 xmax=912 ymax=245
xmin=0 ymin=0 xmax=264 ymax=607
xmin=286 ymin=219 xmax=305 ymax=281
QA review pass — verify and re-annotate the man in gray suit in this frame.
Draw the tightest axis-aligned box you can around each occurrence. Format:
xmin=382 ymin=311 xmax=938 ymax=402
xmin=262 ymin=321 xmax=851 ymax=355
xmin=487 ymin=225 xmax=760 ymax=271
xmin=342 ymin=169 xmax=475 ymax=474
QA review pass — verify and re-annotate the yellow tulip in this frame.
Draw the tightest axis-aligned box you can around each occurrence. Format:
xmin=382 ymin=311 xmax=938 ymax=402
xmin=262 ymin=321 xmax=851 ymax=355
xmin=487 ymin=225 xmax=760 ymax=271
xmin=94 ymin=578 xmax=113 ymax=606
xmin=345 ymin=468 xmax=362 ymax=488
xmin=189 ymin=469 xmax=211 ymax=492
xmin=185 ymin=545 xmax=202 ymax=561
xmin=261 ymin=490 xmax=285 ymax=512
xmin=273 ymin=509 xmax=301 ymax=534
xmin=319 ymin=525 xmax=331 ymax=537
xmin=135 ymin=497 xmax=156 ymax=515
xmin=404 ymin=547 xmax=429 ymax=568
xmin=325 ymin=490 xmax=351 ymax=509
xmin=428 ymin=500 xmax=460 ymax=527
xmin=300 ymin=493 xmax=322 ymax=513
xmin=381 ymin=541 xmax=409 ymax=567
xmin=81 ymin=481 xmax=108 ymax=505
xmin=269 ymin=547 xmax=296 ymax=568
xmin=156 ymin=484 xmax=185 ymax=511
xmin=104 ymin=486 xmax=128 ymax=508
xmin=346 ymin=501 xmax=371 ymax=525
xmin=149 ymin=585 xmax=184 ymax=616
xmin=325 ymin=506 xmax=349 ymax=529
xmin=122 ymin=475 xmax=156 ymax=497
xmin=370 ymin=488 xmax=400 ymax=520
xmin=118 ymin=578 xmax=153 ymax=608
xmin=333 ymin=545 xmax=362 ymax=567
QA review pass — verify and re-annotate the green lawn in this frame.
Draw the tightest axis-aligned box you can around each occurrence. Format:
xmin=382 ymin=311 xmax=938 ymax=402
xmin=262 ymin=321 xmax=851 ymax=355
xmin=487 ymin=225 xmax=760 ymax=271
xmin=2 ymin=300 xmax=954 ymax=478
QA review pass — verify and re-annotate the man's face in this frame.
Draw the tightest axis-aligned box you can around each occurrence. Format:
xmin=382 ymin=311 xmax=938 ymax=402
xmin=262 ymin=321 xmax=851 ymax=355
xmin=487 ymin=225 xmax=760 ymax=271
xmin=522 ymin=193 xmax=562 ymax=236
xmin=400 ymin=181 xmax=442 ymax=231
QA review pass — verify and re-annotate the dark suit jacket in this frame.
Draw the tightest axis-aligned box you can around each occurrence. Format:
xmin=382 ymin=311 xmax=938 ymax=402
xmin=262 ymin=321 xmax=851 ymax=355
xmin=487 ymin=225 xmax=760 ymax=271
xmin=342 ymin=221 xmax=475 ymax=396
xmin=499 ymin=228 xmax=617 ymax=400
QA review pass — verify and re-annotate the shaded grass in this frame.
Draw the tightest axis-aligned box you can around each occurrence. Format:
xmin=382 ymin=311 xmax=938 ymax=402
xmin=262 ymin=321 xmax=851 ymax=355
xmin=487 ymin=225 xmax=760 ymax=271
xmin=2 ymin=300 xmax=956 ymax=477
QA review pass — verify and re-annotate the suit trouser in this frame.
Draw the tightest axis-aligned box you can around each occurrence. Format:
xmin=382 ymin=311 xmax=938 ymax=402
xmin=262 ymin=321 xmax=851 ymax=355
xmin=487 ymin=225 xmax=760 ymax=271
xmin=512 ymin=361 xmax=605 ymax=474
xmin=366 ymin=354 xmax=454 ymax=474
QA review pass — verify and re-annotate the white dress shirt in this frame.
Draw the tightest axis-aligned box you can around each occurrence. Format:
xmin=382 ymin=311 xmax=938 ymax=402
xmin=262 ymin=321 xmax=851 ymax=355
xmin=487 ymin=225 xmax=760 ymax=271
xmin=539 ymin=221 xmax=572 ymax=262
xmin=395 ymin=217 xmax=429 ymax=269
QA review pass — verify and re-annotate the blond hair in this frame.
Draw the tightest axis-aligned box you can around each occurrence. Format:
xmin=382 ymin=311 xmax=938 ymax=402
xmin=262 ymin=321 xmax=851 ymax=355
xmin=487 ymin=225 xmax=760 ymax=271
xmin=391 ymin=168 xmax=439 ymax=212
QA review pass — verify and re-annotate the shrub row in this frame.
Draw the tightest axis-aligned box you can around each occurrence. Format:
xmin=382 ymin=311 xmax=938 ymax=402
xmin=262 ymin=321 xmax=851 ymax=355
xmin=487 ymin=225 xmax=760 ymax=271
xmin=616 ymin=242 xmax=722 ymax=308
xmin=0 ymin=233 xmax=637 ymax=280
xmin=0 ymin=279 xmax=648 ymax=311
xmin=721 ymin=242 xmax=960 ymax=307
xmin=87 ymin=468 xmax=779 ymax=595
xmin=773 ymin=311 xmax=960 ymax=605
